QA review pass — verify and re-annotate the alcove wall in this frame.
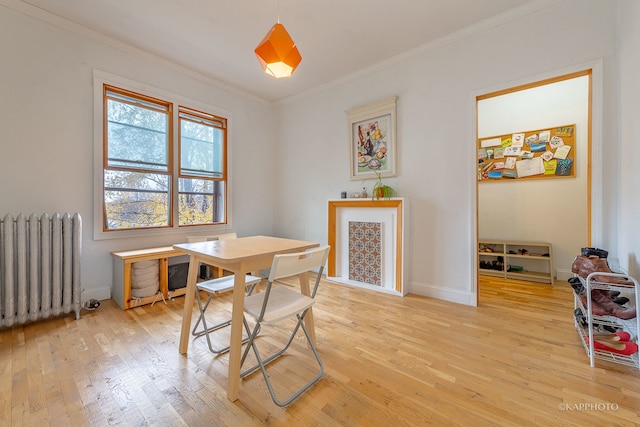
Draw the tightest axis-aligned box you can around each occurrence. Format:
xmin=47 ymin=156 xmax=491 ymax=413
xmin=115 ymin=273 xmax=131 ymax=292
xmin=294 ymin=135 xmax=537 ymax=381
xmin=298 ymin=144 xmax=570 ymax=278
xmin=477 ymin=74 xmax=590 ymax=281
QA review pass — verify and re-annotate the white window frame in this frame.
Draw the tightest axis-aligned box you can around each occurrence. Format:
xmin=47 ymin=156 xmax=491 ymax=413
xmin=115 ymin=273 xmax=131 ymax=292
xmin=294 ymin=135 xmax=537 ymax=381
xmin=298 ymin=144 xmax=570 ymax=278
xmin=93 ymin=70 xmax=233 ymax=240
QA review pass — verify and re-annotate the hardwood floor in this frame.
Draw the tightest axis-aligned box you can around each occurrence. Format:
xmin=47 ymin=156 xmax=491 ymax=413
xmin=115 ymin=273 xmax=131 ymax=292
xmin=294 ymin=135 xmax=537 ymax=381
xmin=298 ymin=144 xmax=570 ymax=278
xmin=1 ymin=276 xmax=639 ymax=426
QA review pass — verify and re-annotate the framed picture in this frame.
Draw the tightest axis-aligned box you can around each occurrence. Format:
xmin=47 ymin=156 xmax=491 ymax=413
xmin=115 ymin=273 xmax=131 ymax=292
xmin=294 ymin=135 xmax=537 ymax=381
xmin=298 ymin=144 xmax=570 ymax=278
xmin=347 ymin=96 xmax=397 ymax=180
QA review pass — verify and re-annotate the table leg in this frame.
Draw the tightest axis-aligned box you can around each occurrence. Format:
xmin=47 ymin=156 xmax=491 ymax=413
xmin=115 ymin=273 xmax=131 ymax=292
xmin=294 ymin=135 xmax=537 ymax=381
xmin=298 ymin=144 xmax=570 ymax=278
xmin=226 ymin=269 xmax=247 ymax=401
xmin=179 ymin=256 xmax=200 ymax=354
xmin=298 ymin=271 xmax=316 ymax=345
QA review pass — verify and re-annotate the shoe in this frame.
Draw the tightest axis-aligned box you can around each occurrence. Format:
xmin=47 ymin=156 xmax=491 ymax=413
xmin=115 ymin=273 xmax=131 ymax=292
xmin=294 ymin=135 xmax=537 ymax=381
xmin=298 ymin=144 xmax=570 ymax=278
xmin=593 ymin=331 xmax=631 ymax=342
xmin=590 ymin=290 xmax=637 ymax=319
xmin=579 ymin=295 xmax=609 ymax=316
xmin=581 ymin=247 xmax=609 ymax=259
xmin=568 ymin=277 xmax=584 ymax=295
xmin=574 ymin=308 xmax=586 ymax=327
xmin=590 ymin=338 xmax=638 ymax=356
xmin=574 ymin=255 xmax=633 ymax=285
xmin=613 ymin=296 xmax=630 ymax=305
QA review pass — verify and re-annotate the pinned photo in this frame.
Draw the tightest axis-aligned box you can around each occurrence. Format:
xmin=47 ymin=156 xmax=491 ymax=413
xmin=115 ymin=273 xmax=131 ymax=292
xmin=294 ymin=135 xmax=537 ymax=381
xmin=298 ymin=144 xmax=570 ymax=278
xmin=525 ymin=134 xmax=539 ymax=146
xmin=530 ymin=143 xmax=546 ymax=153
xmin=539 ymin=130 xmax=551 ymax=143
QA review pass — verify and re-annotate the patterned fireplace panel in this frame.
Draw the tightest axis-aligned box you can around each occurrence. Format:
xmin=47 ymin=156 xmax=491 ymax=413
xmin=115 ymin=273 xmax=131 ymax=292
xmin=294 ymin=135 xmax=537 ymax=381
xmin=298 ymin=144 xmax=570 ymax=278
xmin=348 ymin=221 xmax=382 ymax=286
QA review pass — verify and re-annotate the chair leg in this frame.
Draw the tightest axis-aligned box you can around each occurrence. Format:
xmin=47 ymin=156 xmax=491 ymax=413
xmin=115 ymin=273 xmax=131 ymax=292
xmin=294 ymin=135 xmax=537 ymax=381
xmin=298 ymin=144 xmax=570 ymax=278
xmin=191 ymin=291 xmax=215 ymax=336
xmin=192 ymin=289 xmax=246 ymax=354
xmin=240 ymin=312 xmax=324 ymax=407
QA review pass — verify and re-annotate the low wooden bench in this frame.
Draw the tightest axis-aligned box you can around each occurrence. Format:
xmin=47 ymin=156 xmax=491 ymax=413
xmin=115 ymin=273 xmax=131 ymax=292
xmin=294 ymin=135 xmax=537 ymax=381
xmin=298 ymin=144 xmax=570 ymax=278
xmin=111 ymin=246 xmax=188 ymax=310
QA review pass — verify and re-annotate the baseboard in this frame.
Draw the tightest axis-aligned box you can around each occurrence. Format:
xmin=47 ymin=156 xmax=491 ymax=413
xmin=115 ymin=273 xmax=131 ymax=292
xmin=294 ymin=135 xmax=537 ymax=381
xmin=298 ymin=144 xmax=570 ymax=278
xmin=82 ymin=286 xmax=111 ymax=304
xmin=556 ymin=269 xmax=573 ymax=282
xmin=409 ymin=281 xmax=476 ymax=306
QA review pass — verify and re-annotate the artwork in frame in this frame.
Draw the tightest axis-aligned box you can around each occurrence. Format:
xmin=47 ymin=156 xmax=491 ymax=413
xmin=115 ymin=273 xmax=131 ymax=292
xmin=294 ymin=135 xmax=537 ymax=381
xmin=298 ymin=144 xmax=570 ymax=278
xmin=347 ymin=96 xmax=397 ymax=180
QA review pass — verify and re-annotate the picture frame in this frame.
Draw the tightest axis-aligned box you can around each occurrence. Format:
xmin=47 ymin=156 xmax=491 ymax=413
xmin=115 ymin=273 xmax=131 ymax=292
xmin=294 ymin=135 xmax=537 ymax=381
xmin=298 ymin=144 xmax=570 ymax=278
xmin=347 ymin=96 xmax=398 ymax=180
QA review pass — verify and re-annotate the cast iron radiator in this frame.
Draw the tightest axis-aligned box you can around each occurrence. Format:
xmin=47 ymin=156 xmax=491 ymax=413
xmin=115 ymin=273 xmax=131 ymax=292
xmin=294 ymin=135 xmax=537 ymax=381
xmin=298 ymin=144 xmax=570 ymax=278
xmin=0 ymin=213 xmax=82 ymax=327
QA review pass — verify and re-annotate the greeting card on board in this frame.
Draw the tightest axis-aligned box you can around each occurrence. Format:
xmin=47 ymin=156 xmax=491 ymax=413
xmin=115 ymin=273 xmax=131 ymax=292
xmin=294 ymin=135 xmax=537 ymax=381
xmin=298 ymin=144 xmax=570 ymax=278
xmin=519 ymin=151 xmax=534 ymax=159
xmin=553 ymin=145 xmax=572 ymax=159
xmin=556 ymin=158 xmax=573 ymax=175
xmin=549 ymin=136 xmax=564 ymax=149
xmin=512 ymin=133 xmax=525 ymax=147
xmin=480 ymin=137 xmax=502 ymax=148
xmin=504 ymin=146 xmax=521 ymax=156
xmin=544 ymin=159 xmax=558 ymax=175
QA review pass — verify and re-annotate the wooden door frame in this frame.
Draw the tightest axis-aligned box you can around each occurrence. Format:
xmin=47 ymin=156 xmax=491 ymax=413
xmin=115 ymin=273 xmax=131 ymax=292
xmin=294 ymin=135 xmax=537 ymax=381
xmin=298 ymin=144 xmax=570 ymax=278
xmin=472 ymin=62 xmax=602 ymax=306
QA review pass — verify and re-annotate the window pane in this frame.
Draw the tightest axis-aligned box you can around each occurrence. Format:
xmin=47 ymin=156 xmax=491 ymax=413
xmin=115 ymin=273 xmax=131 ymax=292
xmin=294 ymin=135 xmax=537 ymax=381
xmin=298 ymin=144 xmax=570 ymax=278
xmin=180 ymin=113 xmax=223 ymax=178
xmin=107 ymin=96 xmax=169 ymax=171
xmin=104 ymin=170 xmax=170 ymax=230
xmin=178 ymin=178 xmax=224 ymax=225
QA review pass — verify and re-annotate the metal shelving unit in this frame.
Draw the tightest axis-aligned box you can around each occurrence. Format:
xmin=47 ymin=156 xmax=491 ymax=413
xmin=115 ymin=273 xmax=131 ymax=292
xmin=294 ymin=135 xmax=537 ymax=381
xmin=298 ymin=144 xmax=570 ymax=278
xmin=573 ymin=272 xmax=639 ymax=370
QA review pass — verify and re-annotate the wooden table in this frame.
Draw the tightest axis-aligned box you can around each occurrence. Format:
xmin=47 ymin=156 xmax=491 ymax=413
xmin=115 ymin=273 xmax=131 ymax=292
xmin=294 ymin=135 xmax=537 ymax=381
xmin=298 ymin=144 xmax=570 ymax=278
xmin=174 ymin=235 xmax=320 ymax=401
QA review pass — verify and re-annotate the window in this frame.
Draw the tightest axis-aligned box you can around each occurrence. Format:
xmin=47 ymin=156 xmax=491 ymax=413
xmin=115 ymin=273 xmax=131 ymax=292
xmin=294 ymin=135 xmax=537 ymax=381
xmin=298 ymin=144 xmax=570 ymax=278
xmin=178 ymin=107 xmax=227 ymax=226
xmin=102 ymin=84 xmax=227 ymax=232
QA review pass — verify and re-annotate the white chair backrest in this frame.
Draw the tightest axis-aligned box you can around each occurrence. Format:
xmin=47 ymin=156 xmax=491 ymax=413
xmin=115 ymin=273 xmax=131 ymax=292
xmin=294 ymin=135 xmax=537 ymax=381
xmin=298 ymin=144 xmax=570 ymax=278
xmin=268 ymin=246 xmax=330 ymax=282
xmin=186 ymin=232 xmax=237 ymax=243
xmin=217 ymin=232 xmax=238 ymax=240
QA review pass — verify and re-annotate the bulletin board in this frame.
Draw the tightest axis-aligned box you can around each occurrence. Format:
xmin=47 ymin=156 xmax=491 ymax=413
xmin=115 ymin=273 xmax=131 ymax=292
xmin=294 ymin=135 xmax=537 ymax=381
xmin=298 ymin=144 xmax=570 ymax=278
xmin=477 ymin=124 xmax=576 ymax=182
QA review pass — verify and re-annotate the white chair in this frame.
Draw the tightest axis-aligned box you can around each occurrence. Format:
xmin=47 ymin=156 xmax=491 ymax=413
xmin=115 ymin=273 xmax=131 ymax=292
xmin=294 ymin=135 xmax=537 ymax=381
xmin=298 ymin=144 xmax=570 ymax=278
xmin=239 ymin=245 xmax=330 ymax=407
xmin=191 ymin=232 xmax=262 ymax=354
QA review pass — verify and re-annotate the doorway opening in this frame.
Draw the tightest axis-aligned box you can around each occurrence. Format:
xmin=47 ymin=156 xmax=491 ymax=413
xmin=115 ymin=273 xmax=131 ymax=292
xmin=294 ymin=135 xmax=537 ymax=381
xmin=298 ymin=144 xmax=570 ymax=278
xmin=475 ymin=69 xmax=593 ymax=304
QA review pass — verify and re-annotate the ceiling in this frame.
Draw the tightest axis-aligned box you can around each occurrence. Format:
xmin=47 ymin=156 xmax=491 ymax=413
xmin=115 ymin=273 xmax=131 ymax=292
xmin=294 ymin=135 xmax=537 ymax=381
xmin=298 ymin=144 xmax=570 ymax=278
xmin=17 ymin=0 xmax=550 ymax=103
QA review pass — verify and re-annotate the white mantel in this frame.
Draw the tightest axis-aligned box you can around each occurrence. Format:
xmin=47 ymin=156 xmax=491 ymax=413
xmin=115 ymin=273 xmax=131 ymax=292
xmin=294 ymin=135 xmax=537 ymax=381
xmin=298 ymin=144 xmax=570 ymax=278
xmin=327 ymin=198 xmax=407 ymax=295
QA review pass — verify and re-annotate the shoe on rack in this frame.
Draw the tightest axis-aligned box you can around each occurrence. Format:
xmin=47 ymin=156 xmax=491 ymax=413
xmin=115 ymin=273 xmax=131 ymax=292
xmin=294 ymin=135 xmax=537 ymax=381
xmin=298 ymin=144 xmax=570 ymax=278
xmin=592 ymin=331 xmax=631 ymax=342
xmin=568 ymin=277 xmax=584 ymax=295
xmin=613 ymin=296 xmax=630 ymax=305
xmin=590 ymin=338 xmax=638 ymax=356
xmin=579 ymin=295 xmax=609 ymax=316
xmin=574 ymin=308 xmax=587 ymax=327
xmin=590 ymin=290 xmax=637 ymax=320
xmin=581 ymin=247 xmax=609 ymax=259
xmin=573 ymin=255 xmax=633 ymax=285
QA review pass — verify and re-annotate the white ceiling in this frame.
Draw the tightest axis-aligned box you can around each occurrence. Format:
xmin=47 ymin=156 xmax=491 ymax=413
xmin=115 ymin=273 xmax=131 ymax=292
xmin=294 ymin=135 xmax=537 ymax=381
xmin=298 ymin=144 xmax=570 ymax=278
xmin=16 ymin=0 xmax=553 ymax=103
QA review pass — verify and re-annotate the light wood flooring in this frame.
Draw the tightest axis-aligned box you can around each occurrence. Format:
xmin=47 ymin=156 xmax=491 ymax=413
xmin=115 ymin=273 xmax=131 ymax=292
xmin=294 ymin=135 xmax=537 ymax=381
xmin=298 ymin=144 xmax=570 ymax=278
xmin=1 ymin=276 xmax=639 ymax=426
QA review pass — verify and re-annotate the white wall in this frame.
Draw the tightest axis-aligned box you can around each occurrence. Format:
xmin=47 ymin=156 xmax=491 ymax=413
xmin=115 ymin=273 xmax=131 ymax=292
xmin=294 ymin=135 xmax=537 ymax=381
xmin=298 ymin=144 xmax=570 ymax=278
xmin=477 ymin=76 xmax=590 ymax=281
xmin=617 ymin=0 xmax=640 ymax=277
xmin=0 ymin=0 xmax=627 ymax=307
xmin=274 ymin=0 xmax=619 ymax=304
xmin=0 ymin=5 xmax=277 ymax=301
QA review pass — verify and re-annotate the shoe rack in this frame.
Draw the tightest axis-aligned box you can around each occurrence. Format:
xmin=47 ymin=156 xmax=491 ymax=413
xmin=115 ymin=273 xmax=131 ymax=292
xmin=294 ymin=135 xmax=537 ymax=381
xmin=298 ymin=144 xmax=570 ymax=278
xmin=478 ymin=240 xmax=553 ymax=284
xmin=573 ymin=272 xmax=639 ymax=370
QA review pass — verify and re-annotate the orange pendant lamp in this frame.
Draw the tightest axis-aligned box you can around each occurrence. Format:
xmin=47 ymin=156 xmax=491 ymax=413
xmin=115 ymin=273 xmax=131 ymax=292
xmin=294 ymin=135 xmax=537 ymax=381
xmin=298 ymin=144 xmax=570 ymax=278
xmin=255 ymin=20 xmax=302 ymax=78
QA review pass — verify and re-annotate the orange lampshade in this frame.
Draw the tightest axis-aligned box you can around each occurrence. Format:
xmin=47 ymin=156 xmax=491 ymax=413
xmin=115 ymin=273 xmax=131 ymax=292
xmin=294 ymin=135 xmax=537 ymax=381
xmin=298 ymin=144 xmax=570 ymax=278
xmin=255 ymin=23 xmax=302 ymax=78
